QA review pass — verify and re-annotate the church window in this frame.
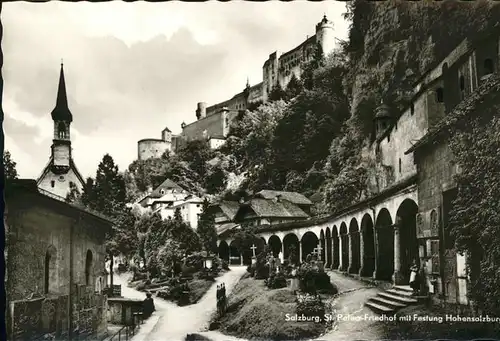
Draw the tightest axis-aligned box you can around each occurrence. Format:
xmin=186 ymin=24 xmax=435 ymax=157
xmin=459 ymin=75 xmax=465 ymax=91
xmin=436 ymin=88 xmax=444 ymax=103
xmin=85 ymin=250 xmax=93 ymax=286
xmin=51 ymin=180 xmax=55 ymax=188
xmin=484 ymin=58 xmax=494 ymax=75
xmin=399 ymin=158 xmax=402 ymax=174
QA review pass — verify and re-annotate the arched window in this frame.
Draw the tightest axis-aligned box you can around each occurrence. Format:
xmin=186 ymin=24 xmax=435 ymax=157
xmin=484 ymin=59 xmax=494 ymax=75
xmin=85 ymin=250 xmax=93 ymax=286
xmin=410 ymin=103 xmax=415 ymax=116
xmin=399 ymin=158 xmax=402 ymax=174
xmin=44 ymin=245 xmax=57 ymax=294
xmin=58 ymin=122 xmax=66 ymax=139
xmin=459 ymin=75 xmax=465 ymax=91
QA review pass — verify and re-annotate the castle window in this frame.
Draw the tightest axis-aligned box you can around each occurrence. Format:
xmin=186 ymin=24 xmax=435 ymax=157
xmin=459 ymin=75 xmax=465 ymax=91
xmin=51 ymin=180 xmax=55 ymax=188
xmin=410 ymin=103 xmax=415 ymax=116
xmin=436 ymin=88 xmax=444 ymax=103
xmin=484 ymin=58 xmax=494 ymax=75
xmin=399 ymin=158 xmax=402 ymax=174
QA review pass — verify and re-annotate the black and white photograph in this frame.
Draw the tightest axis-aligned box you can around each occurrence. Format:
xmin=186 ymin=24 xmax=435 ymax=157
xmin=2 ymin=0 xmax=500 ymax=340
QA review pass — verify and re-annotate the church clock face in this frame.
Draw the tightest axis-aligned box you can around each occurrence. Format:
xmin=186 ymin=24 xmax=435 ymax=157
xmin=58 ymin=175 xmax=65 ymax=182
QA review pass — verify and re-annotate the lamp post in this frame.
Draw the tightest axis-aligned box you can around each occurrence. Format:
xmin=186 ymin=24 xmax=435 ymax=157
xmin=203 ymin=251 xmax=213 ymax=270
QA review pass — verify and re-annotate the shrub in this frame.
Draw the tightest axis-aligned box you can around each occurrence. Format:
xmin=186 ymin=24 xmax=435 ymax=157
xmin=265 ymin=271 xmax=287 ymax=289
xmin=296 ymin=293 xmax=325 ymax=320
xmin=184 ymin=252 xmax=205 ymax=271
xmin=220 ymin=259 xmax=229 ymax=270
xmin=297 ymin=263 xmax=337 ymax=294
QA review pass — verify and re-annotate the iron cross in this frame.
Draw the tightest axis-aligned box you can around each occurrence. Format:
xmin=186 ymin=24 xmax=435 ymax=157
xmin=250 ymin=244 xmax=257 ymax=257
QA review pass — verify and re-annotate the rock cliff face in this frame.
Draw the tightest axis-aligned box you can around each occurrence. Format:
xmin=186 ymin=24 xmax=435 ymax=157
xmin=346 ymin=0 xmax=500 ymax=139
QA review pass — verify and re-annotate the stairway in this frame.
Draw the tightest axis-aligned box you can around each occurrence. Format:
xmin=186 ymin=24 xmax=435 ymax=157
xmin=365 ymin=285 xmax=420 ymax=315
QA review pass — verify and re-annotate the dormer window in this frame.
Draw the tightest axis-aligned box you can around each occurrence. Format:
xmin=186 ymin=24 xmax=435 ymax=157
xmin=160 ymin=189 xmax=165 ymax=195
xmin=51 ymin=180 xmax=55 ymax=188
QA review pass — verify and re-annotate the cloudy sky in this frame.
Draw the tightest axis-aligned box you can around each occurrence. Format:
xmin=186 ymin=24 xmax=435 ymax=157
xmin=2 ymin=1 xmax=349 ymax=180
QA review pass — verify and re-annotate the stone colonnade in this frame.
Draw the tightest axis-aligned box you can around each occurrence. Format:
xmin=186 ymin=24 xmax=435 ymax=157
xmin=218 ymin=192 xmax=420 ymax=285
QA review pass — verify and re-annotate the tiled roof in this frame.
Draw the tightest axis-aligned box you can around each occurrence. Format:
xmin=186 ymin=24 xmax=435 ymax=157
xmin=238 ymin=198 xmax=309 ymax=220
xmin=218 ymin=201 xmax=240 ymax=220
xmin=254 ymin=190 xmax=313 ymax=206
xmin=217 ymin=222 xmax=240 ymax=236
xmin=149 ymin=178 xmax=187 ymax=199
xmin=405 ymin=73 xmax=500 ymax=155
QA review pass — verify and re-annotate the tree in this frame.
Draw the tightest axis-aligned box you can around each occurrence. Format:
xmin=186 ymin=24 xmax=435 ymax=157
xmin=90 ymin=154 xmax=127 ymax=218
xmin=65 ymin=181 xmax=81 ymax=204
xmin=3 ymin=150 xmax=18 ymax=180
xmin=268 ymin=83 xmax=287 ymax=102
xmin=285 ymin=73 xmax=303 ymax=100
xmin=197 ymin=199 xmax=218 ymax=254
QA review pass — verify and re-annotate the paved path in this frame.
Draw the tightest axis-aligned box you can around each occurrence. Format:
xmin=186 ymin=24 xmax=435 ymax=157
xmin=116 ymin=268 xmax=385 ymax=341
xmin=315 ymin=271 xmax=385 ymax=341
xmin=114 ymin=266 xmax=247 ymax=341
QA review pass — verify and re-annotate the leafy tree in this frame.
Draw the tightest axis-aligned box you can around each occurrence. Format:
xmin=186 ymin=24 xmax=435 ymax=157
xmin=3 ymin=150 xmax=18 ymax=180
xmin=197 ymin=199 xmax=218 ymax=254
xmin=65 ymin=181 xmax=81 ymax=204
xmin=204 ymin=165 xmax=227 ymax=194
xmin=268 ymin=83 xmax=287 ymax=102
xmin=285 ymin=73 xmax=303 ymax=101
xmin=106 ymin=207 xmax=138 ymax=257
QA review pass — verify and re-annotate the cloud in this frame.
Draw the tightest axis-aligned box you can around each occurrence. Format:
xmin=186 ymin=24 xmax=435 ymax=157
xmin=2 ymin=1 xmax=349 ymax=179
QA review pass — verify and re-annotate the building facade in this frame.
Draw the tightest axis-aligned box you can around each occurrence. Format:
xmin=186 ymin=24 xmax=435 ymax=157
xmin=216 ymin=27 xmax=500 ymax=309
xmin=136 ymin=178 xmax=204 ymax=230
xmin=37 ymin=64 xmax=85 ymax=198
xmin=5 ymin=180 xmax=113 ymax=340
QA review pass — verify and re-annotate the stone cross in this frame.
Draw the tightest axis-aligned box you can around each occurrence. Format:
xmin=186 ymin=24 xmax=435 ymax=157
xmin=251 ymin=244 xmax=257 ymax=257
xmin=314 ymin=244 xmax=323 ymax=261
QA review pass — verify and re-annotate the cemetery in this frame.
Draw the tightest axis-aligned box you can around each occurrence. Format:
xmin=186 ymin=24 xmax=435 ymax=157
xmin=126 ymin=252 xmax=230 ymax=307
xmin=208 ymin=243 xmax=339 ymax=340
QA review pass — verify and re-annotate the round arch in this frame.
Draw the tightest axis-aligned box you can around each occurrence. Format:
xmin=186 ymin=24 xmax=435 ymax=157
xmin=283 ymin=233 xmax=300 ymax=265
xmin=218 ymin=240 xmax=230 ymax=262
xmin=340 ymin=223 xmax=349 ymax=271
xmin=348 ymin=218 xmax=361 ymax=274
xmin=360 ymin=214 xmax=375 ymax=277
xmin=301 ymin=231 xmax=318 ymax=262
xmin=319 ymin=230 xmax=326 ymax=263
xmin=268 ymin=235 xmax=283 ymax=258
xmin=325 ymin=227 xmax=332 ymax=268
xmin=375 ymin=208 xmax=394 ymax=281
xmin=396 ymin=198 xmax=419 ymax=284
xmin=332 ymin=226 xmax=340 ymax=269
xmin=229 ymin=240 xmax=241 ymax=265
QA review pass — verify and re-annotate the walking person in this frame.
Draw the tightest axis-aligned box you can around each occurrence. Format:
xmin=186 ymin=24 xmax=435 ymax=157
xmin=216 ymin=284 xmax=221 ymax=315
xmin=143 ymin=292 xmax=155 ymax=319
xmin=409 ymin=259 xmax=420 ymax=296
xmin=221 ymin=283 xmax=227 ymax=312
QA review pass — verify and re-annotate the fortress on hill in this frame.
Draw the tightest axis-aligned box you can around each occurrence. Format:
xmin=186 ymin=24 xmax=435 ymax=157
xmin=137 ymin=15 xmax=336 ymax=160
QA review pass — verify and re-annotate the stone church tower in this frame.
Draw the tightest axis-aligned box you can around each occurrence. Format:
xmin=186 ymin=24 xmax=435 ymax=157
xmin=37 ymin=63 xmax=85 ymax=199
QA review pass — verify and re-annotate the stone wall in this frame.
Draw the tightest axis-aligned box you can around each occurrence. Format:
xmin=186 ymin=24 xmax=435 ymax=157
xmin=137 ymin=139 xmax=170 ymax=161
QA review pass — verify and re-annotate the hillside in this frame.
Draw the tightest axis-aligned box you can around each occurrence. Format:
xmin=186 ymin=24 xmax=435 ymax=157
xmin=124 ymin=0 xmax=500 ymax=214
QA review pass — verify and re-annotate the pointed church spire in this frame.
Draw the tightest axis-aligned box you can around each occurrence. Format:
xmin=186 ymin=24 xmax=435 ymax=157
xmin=51 ymin=61 xmax=73 ymax=123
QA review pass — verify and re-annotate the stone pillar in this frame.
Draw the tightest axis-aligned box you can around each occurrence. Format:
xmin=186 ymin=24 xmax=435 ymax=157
xmin=299 ymin=242 xmax=303 ymax=263
xmin=348 ymin=233 xmax=354 ymax=273
xmin=359 ymin=231 xmax=365 ymax=277
xmin=280 ymin=243 xmax=284 ymax=263
xmin=338 ymin=235 xmax=343 ymax=271
xmin=373 ymin=227 xmax=379 ymax=279
xmin=229 ymin=248 xmax=232 ymax=265
xmin=393 ymin=225 xmax=403 ymax=284
xmin=240 ymin=255 xmax=243 ymax=266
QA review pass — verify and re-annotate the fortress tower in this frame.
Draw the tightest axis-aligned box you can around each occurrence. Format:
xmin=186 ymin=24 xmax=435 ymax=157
xmin=137 ymin=126 xmax=175 ymax=160
xmin=315 ymin=14 xmax=336 ymax=58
